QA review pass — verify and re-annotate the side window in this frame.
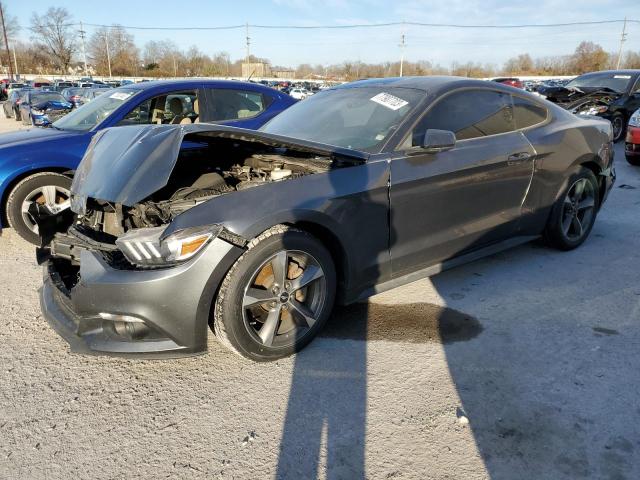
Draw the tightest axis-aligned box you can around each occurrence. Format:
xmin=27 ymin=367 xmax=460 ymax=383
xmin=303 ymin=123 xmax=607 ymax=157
xmin=117 ymin=90 xmax=198 ymax=126
xmin=512 ymin=96 xmax=548 ymax=129
xmin=407 ymin=90 xmax=515 ymax=147
xmin=205 ymin=89 xmax=266 ymax=122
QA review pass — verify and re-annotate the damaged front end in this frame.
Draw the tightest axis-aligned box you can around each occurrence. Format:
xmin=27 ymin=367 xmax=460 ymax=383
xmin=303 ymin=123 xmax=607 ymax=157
xmin=38 ymin=124 xmax=362 ymax=356
xmin=542 ymin=86 xmax=620 ymax=117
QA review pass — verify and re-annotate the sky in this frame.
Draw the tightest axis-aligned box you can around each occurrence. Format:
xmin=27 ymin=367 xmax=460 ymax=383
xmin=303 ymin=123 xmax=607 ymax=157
xmin=7 ymin=0 xmax=640 ymax=68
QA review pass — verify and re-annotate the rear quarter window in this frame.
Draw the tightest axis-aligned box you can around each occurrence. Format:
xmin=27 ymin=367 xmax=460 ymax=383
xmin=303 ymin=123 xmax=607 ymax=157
xmin=512 ymin=96 xmax=548 ymax=129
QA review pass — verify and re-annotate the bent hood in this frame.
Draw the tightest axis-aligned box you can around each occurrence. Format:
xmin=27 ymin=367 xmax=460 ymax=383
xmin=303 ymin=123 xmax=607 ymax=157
xmin=540 ymin=86 xmax=621 ymax=109
xmin=71 ymin=123 xmax=369 ymax=210
xmin=33 ymin=100 xmax=73 ymax=111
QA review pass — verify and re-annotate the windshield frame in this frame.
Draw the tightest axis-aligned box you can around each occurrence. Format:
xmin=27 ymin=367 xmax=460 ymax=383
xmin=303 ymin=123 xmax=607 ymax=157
xmin=566 ymin=72 xmax=635 ymax=94
xmin=260 ymin=85 xmax=427 ymax=154
xmin=52 ymin=88 xmax=139 ymax=132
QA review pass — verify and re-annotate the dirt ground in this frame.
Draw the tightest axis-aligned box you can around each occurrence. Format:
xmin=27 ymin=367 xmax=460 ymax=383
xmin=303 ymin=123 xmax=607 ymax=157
xmin=0 ymin=115 xmax=638 ymax=479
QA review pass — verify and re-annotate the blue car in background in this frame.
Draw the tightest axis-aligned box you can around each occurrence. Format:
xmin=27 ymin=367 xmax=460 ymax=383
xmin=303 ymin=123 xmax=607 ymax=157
xmin=19 ymin=91 xmax=74 ymax=126
xmin=0 ymin=79 xmax=295 ymax=244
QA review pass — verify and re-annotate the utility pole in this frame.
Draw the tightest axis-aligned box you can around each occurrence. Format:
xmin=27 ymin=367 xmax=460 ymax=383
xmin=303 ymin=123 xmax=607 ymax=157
xmin=245 ymin=22 xmax=250 ymax=63
xmin=12 ymin=44 xmax=17 ymax=78
xmin=616 ymin=17 xmax=627 ymax=69
xmin=399 ymin=31 xmax=406 ymax=77
xmin=79 ymin=21 xmax=89 ymax=77
xmin=104 ymin=29 xmax=112 ymax=78
xmin=0 ymin=2 xmax=13 ymax=80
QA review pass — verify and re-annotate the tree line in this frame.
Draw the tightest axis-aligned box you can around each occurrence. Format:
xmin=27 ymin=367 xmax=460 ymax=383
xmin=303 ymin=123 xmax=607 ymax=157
xmin=1 ymin=5 xmax=640 ymax=80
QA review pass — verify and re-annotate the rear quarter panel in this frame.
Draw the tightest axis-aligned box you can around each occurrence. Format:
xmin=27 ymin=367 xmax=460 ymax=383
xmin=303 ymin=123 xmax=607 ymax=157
xmin=520 ymin=105 xmax=613 ymax=234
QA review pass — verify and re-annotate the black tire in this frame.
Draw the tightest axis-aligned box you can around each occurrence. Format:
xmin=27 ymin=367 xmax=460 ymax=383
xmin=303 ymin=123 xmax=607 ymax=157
xmin=544 ymin=166 xmax=600 ymax=251
xmin=611 ymin=113 xmax=626 ymax=143
xmin=6 ymin=172 xmax=72 ymax=245
xmin=213 ymin=225 xmax=336 ymax=361
xmin=626 ymin=153 xmax=640 ymax=166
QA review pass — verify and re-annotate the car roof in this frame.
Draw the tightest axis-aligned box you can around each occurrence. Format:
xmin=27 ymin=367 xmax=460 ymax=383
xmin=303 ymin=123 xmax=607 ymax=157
xmin=121 ymin=79 xmax=278 ymax=93
xmin=333 ymin=75 xmax=520 ymax=94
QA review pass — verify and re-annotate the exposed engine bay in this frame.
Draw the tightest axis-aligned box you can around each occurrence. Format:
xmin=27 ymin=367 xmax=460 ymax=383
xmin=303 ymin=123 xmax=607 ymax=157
xmin=40 ymin=132 xmax=358 ymax=271
xmin=540 ymin=86 xmax=620 ymax=116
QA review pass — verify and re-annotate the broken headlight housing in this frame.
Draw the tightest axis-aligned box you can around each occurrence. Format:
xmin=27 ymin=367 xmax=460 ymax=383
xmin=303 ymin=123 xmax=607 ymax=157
xmin=115 ymin=224 xmax=222 ymax=267
xmin=629 ymin=110 xmax=640 ymax=128
xmin=580 ymin=105 xmax=608 ymax=116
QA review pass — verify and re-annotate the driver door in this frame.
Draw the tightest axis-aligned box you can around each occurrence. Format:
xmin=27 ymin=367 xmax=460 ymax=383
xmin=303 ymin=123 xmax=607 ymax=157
xmin=389 ymin=89 xmax=536 ymax=276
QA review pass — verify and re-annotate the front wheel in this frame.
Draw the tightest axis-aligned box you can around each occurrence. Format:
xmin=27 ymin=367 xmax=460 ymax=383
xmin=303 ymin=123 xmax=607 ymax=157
xmin=611 ymin=113 xmax=626 ymax=142
xmin=213 ymin=225 xmax=336 ymax=361
xmin=544 ymin=167 xmax=599 ymax=250
xmin=6 ymin=173 xmax=72 ymax=245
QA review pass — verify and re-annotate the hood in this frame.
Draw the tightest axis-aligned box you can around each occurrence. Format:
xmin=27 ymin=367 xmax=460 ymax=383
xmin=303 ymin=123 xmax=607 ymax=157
xmin=32 ymin=100 xmax=73 ymax=111
xmin=0 ymin=127 xmax=75 ymax=148
xmin=71 ymin=124 xmax=369 ymax=209
xmin=540 ymin=86 xmax=621 ymax=107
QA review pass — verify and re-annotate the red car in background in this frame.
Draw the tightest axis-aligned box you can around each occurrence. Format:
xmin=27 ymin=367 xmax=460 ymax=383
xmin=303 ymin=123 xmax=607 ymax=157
xmin=491 ymin=77 xmax=524 ymax=89
xmin=625 ymin=108 xmax=640 ymax=166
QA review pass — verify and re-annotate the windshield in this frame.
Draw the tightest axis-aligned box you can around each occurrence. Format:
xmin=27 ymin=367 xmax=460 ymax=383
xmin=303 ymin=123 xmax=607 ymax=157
xmin=53 ymin=88 xmax=138 ymax=131
xmin=566 ymin=72 xmax=634 ymax=93
xmin=261 ymin=86 xmax=424 ymax=151
xmin=31 ymin=93 xmax=66 ymax=103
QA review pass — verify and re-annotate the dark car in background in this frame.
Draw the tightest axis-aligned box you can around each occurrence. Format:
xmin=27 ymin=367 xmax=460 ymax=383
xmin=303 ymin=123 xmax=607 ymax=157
xmin=0 ymin=80 xmax=296 ymax=243
xmin=539 ymin=70 xmax=640 ymax=142
xmin=19 ymin=91 xmax=73 ymax=127
xmin=38 ymin=77 xmax=615 ymax=361
xmin=61 ymin=87 xmax=106 ymax=108
xmin=3 ymin=89 xmax=30 ymax=119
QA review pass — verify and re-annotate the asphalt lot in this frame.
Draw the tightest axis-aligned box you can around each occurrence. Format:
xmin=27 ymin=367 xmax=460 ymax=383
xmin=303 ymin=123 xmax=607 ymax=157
xmin=0 ymin=115 xmax=639 ymax=479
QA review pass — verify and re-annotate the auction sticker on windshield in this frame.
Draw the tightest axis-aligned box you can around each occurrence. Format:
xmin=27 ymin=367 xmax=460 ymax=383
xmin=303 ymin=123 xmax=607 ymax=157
xmin=109 ymin=92 xmax=132 ymax=100
xmin=370 ymin=92 xmax=409 ymax=111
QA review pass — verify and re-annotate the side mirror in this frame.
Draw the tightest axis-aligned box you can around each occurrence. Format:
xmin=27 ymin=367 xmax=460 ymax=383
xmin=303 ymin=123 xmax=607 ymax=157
xmin=422 ymin=129 xmax=456 ymax=152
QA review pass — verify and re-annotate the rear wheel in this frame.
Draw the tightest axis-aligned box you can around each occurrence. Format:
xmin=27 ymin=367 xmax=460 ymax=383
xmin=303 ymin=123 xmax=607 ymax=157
xmin=6 ymin=173 xmax=72 ymax=245
xmin=213 ymin=225 xmax=336 ymax=361
xmin=544 ymin=167 xmax=599 ymax=250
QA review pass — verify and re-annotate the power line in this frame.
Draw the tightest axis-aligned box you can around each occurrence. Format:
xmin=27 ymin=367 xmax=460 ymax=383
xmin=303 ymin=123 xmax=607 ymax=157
xmin=616 ymin=17 xmax=628 ymax=69
xmin=71 ymin=19 xmax=640 ymax=32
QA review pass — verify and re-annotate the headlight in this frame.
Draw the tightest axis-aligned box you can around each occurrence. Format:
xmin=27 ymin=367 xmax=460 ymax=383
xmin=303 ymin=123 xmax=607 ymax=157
xmin=116 ymin=224 xmax=222 ymax=267
xmin=580 ymin=105 xmax=608 ymax=116
xmin=629 ymin=111 xmax=640 ymax=127
xmin=31 ymin=108 xmax=45 ymax=115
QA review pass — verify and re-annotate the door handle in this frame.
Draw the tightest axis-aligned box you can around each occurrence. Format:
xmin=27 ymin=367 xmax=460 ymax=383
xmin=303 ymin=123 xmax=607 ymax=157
xmin=507 ymin=152 xmax=532 ymax=165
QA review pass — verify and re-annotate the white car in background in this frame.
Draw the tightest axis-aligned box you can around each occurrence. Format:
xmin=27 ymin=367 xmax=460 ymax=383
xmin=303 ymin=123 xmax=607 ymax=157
xmin=289 ymin=88 xmax=310 ymax=100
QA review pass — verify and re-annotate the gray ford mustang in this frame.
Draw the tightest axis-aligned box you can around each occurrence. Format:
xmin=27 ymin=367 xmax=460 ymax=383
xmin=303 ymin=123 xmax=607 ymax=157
xmin=38 ymin=76 xmax=615 ymax=361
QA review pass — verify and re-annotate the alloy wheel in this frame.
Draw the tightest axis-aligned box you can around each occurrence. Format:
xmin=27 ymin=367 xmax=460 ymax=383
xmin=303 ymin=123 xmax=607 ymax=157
xmin=21 ymin=185 xmax=71 ymax=234
xmin=561 ymin=177 xmax=595 ymax=241
xmin=612 ymin=116 xmax=624 ymax=141
xmin=242 ymin=250 xmax=327 ymax=348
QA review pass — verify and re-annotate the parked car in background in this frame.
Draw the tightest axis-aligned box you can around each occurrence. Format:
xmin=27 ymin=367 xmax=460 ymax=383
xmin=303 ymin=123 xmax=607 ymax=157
xmin=62 ymin=87 xmax=107 ymax=108
xmin=491 ymin=77 xmax=524 ymax=89
xmin=3 ymin=82 xmax=26 ymax=98
xmin=538 ymin=70 xmax=640 ymax=142
xmin=19 ymin=91 xmax=73 ymax=127
xmin=289 ymin=88 xmax=310 ymax=100
xmin=625 ymin=108 xmax=640 ymax=166
xmin=3 ymin=89 xmax=30 ymax=120
xmin=37 ymin=77 xmax=615 ymax=360
xmin=0 ymin=80 xmax=296 ymax=243
xmin=61 ymin=87 xmax=90 ymax=108
xmin=53 ymin=81 xmax=74 ymax=92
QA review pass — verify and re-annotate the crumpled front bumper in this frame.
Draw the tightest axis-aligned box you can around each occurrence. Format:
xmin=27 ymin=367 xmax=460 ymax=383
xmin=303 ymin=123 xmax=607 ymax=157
xmin=39 ymin=237 xmax=243 ymax=358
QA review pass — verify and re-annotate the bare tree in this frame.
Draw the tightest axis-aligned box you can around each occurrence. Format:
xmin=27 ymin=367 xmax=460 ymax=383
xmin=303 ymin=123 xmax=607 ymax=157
xmin=30 ymin=7 xmax=76 ymax=73
xmin=89 ymin=25 xmax=138 ymax=76
xmin=571 ymin=41 xmax=609 ymax=74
